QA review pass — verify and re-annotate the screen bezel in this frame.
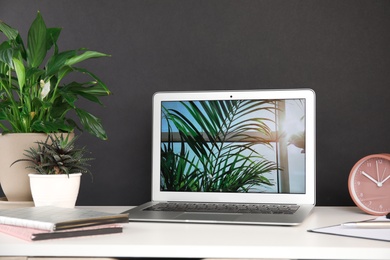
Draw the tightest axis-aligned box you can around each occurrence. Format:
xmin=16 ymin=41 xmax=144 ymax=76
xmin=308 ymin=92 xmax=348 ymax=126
xmin=151 ymin=89 xmax=316 ymax=205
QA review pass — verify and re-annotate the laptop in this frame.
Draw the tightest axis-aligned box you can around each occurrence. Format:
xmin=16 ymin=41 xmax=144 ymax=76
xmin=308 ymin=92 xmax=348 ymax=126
xmin=125 ymin=89 xmax=316 ymax=225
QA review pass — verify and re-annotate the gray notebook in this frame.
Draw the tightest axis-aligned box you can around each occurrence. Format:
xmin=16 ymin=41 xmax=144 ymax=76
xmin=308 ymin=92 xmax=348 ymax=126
xmin=126 ymin=89 xmax=316 ymax=225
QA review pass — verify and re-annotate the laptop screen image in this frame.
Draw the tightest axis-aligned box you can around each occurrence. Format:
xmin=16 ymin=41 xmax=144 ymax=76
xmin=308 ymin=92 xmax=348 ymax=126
xmin=160 ymin=98 xmax=306 ymax=195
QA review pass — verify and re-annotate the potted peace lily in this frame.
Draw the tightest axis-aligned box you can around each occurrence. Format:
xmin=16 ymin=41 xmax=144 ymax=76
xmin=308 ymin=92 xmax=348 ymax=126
xmin=0 ymin=11 xmax=111 ymax=202
xmin=12 ymin=134 xmax=93 ymax=208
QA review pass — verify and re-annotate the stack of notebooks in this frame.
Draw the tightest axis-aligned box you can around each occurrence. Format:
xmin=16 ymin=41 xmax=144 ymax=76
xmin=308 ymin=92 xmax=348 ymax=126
xmin=0 ymin=206 xmax=129 ymax=241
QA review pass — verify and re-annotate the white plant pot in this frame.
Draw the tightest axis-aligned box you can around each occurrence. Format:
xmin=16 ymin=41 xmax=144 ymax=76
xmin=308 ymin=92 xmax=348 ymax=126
xmin=28 ymin=173 xmax=81 ymax=208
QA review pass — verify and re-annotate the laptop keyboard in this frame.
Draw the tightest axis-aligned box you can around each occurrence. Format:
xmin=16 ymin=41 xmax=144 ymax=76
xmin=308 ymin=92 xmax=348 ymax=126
xmin=144 ymin=202 xmax=299 ymax=214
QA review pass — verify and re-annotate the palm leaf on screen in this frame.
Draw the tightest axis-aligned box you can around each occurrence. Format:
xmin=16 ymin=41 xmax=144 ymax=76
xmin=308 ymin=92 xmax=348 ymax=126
xmin=161 ymin=100 xmax=279 ymax=192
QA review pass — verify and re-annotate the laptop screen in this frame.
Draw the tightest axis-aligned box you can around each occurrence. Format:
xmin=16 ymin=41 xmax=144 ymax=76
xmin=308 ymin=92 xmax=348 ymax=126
xmin=152 ymin=90 xmax=315 ymax=204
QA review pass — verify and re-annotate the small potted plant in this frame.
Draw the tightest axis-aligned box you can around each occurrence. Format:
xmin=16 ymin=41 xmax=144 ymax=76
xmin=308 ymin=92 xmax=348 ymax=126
xmin=12 ymin=134 xmax=93 ymax=208
xmin=0 ymin=11 xmax=111 ymax=201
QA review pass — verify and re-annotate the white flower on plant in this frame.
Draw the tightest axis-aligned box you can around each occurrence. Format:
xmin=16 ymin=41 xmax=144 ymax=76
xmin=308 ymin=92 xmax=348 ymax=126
xmin=40 ymin=79 xmax=50 ymax=100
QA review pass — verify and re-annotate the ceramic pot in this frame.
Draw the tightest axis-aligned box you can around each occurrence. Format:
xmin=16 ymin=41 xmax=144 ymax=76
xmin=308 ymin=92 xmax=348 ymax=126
xmin=0 ymin=133 xmax=49 ymax=201
xmin=29 ymin=173 xmax=82 ymax=208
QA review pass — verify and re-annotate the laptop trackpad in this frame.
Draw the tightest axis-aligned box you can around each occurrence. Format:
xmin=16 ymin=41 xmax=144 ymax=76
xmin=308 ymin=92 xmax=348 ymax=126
xmin=175 ymin=212 xmax=239 ymax=222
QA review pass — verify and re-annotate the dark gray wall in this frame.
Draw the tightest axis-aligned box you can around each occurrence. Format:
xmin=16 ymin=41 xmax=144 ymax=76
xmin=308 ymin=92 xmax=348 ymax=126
xmin=1 ymin=0 xmax=389 ymax=206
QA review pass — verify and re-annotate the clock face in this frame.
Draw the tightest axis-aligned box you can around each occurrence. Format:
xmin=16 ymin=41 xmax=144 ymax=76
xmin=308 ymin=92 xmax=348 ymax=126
xmin=348 ymin=154 xmax=390 ymax=215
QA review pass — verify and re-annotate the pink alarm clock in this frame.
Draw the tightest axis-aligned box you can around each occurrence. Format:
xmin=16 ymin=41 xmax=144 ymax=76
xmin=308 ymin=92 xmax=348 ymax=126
xmin=348 ymin=154 xmax=390 ymax=216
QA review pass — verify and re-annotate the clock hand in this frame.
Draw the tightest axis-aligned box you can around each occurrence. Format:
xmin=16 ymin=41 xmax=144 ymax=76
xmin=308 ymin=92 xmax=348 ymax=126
xmin=380 ymin=167 xmax=387 ymax=183
xmin=361 ymin=171 xmax=380 ymax=186
xmin=376 ymin=160 xmax=380 ymax=184
xmin=379 ymin=172 xmax=390 ymax=186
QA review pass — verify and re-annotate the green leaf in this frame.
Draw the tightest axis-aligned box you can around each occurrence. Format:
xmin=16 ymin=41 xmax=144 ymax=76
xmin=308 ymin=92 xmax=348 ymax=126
xmin=46 ymin=27 xmax=61 ymax=51
xmin=57 ymin=66 xmax=73 ymax=82
xmin=14 ymin=34 xmax=27 ymax=60
xmin=12 ymin=58 xmax=25 ymax=88
xmin=0 ymin=20 xmax=19 ymax=40
xmin=45 ymin=50 xmax=76 ymax=76
xmin=74 ymin=91 xmax=102 ymax=104
xmin=75 ymin=108 xmax=107 ymax=140
xmin=72 ymin=67 xmax=111 ymax=95
xmin=0 ymin=42 xmax=13 ymax=67
xmin=50 ymin=99 xmax=73 ymax=118
xmin=31 ymin=96 xmax=43 ymax=110
xmin=31 ymin=119 xmax=74 ymax=133
xmin=25 ymin=67 xmax=45 ymax=84
xmin=61 ymin=81 xmax=109 ymax=105
xmin=59 ymin=90 xmax=77 ymax=107
xmin=26 ymin=12 xmax=47 ymax=68
xmin=65 ymin=50 xmax=110 ymax=67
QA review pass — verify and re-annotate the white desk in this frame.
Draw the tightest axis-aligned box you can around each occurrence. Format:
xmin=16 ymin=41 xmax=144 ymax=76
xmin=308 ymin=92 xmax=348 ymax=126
xmin=0 ymin=206 xmax=389 ymax=259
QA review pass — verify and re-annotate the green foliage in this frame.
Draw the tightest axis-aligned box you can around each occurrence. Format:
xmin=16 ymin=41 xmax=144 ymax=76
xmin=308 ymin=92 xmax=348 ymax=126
xmin=161 ymin=100 xmax=279 ymax=192
xmin=12 ymin=134 xmax=93 ymax=178
xmin=0 ymin=12 xmax=111 ymax=140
